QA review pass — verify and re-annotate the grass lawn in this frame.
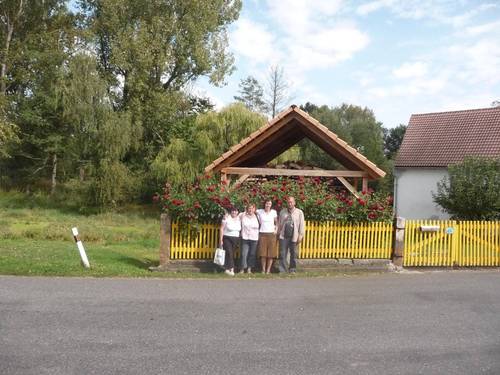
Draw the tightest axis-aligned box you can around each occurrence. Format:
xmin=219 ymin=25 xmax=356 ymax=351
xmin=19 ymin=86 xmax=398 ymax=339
xmin=0 ymin=191 xmax=386 ymax=278
xmin=0 ymin=191 xmax=184 ymax=277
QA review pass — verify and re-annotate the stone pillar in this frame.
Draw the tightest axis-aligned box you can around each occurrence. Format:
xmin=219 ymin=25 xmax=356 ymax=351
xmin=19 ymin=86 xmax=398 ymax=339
xmin=392 ymin=216 xmax=405 ymax=267
xmin=159 ymin=213 xmax=172 ymax=266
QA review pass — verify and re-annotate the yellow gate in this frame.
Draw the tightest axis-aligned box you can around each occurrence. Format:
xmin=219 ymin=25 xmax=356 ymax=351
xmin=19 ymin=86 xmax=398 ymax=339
xmin=404 ymin=220 xmax=500 ymax=266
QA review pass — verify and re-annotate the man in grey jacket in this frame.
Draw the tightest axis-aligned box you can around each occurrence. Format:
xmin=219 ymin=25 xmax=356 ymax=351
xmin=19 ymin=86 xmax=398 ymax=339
xmin=277 ymin=196 xmax=305 ymax=273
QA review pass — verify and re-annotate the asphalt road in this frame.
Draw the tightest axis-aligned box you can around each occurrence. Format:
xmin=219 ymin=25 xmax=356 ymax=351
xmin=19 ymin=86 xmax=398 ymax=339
xmin=1 ymin=271 xmax=499 ymax=375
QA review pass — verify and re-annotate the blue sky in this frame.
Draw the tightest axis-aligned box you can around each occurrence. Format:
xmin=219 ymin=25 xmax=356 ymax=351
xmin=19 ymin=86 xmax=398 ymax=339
xmin=195 ymin=0 xmax=500 ymax=128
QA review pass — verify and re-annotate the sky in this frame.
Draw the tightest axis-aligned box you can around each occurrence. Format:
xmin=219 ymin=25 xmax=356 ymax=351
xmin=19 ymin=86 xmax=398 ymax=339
xmin=195 ymin=0 xmax=500 ymax=128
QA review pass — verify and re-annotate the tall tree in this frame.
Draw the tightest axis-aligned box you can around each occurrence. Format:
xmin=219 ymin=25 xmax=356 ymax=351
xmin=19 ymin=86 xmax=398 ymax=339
xmin=0 ymin=0 xmax=67 ymax=162
xmin=0 ymin=1 xmax=79 ymax=192
xmin=383 ymin=124 xmax=406 ymax=159
xmin=299 ymin=102 xmax=391 ymax=192
xmin=80 ymin=0 xmax=241 ymax=100
xmin=80 ymin=0 xmax=242 ymax=189
xmin=0 ymin=0 xmax=25 ymax=95
xmin=234 ymin=76 xmax=267 ymax=113
xmin=60 ymin=54 xmax=139 ymax=206
xmin=265 ymin=65 xmax=291 ymax=117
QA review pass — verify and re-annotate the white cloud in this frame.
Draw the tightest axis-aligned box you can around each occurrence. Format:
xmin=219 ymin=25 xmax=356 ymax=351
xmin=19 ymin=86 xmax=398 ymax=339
xmin=464 ymin=20 xmax=500 ymax=36
xmin=357 ymin=1 xmax=498 ymax=27
xmin=356 ymin=0 xmax=395 ymax=16
xmin=450 ymin=39 xmax=500 ymax=85
xmin=266 ymin=0 xmax=344 ymax=30
xmin=212 ymin=0 xmax=500 ymax=129
xmin=286 ymin=25 xmax=369 ymax=72
xmin=230 ymin=18 xmax=277 ymax=64
xmin=445 ymin=3 xmax=498 ymax=27
xmin=229 ymin=1 xmax=369 ymax=86
xmin=393 ymin=62 xmax=428 ymax=79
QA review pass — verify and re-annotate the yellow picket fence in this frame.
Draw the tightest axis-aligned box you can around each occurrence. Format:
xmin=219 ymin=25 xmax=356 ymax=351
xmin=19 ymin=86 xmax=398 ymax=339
xmin=170 ymin=221 xmax=393 ymax=260
xmin=404 ymin=220 xmax=500 ymax=266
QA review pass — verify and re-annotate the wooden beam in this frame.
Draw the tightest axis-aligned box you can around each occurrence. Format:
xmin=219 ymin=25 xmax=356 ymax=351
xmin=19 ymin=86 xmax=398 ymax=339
xmin=229 ymin=174 xmax=250 ymax=191
xmin=212 ymin=111 xmax=295 ymax=172
xmin=293 ymin=116 xmax=385 ymax=179
xmin=221 ymin=167 xmax=369 ymax=178
xmin=232 ymin=124 xmax=304 ymax=167
xmin=337 ymin=176 xmax=360 ymax=199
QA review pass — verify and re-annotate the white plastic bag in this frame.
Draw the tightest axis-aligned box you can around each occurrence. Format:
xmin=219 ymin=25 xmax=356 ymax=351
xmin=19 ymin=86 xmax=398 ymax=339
xmin=213 ymin=247 xmax=225 ymax=266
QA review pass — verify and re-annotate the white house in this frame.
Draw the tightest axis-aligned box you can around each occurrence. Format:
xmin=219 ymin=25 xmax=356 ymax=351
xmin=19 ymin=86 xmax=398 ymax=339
xmin=394 ymin=107 xmax=500 ymax=220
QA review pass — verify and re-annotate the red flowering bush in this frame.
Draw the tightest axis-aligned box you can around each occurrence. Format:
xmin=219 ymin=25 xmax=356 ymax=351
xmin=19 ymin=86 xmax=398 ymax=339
xmin=155 ymin=175 xmax=393 ymax=224
xmin=334 ymin=189 xmax=393 ymax=223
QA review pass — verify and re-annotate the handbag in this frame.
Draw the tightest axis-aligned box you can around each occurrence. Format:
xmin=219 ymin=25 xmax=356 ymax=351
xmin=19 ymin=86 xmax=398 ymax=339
xmin=213 ymin=247 xmax=226 ymax=266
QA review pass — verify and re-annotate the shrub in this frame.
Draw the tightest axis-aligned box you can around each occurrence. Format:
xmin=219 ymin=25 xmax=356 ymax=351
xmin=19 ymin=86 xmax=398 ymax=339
xmin=433 ymin=157 xmax=500 ymax=220
xmin=156 ymin=175 xmax=393 ymax=224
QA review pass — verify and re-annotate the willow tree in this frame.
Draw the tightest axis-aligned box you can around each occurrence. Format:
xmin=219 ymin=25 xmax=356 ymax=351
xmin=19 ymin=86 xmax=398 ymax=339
xmin=61 ymin=54 xmax=139 ymax=206
xmin=151 ymin=103 xmax=266 ymax=186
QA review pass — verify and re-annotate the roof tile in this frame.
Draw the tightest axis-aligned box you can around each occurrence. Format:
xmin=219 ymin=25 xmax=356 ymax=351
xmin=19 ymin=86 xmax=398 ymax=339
xmin=395 ymin=107 xmax=500 ymax=167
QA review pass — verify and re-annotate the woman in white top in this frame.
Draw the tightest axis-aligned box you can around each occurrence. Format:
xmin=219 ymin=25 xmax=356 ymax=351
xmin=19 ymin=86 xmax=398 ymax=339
xmin=257 ymin=199 xmax=278 ymax=274
xmin=239 ymin=203 xmax=260 ymax=274
xmin=219 ymin=206 xmax=241 ymax=276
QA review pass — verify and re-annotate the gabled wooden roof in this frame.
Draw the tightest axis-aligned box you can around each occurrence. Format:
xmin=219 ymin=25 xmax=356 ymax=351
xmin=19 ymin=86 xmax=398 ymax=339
xmin=205 ymin=105 xmax=386 ymax=179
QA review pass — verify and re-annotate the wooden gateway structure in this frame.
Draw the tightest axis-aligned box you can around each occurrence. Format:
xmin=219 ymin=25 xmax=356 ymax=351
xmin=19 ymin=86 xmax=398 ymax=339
xmin=205 ymin=105 xmax=386 ymax=197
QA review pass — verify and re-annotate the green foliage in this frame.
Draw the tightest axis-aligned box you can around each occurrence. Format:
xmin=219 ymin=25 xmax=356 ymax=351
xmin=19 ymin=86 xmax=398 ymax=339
xmin=1 ymin=0 xmax=242 ymax=208
xmin=158 ymin=175 xmax=393 ymax=224
xmin=151 ymin=103 xmax=266 ymax=186
xmin=383 ymin=124 xmax=406 ymax=159
xmin=234 ymin=76 xmax=267 ymax=113
xmin=0 ymin=113 xmax=18 ymax=159
xmin=80 ymin=0 xmax=241 ymax=92
xmin=299 ymin=103 xmax=387 ymax=171
xmin=0 ymin=3 xmax=80 ymax=189
xmin=0 ymin=0 xmax=396 ymax=214
xmin=433 ymin=157 xmax=500 ymax=220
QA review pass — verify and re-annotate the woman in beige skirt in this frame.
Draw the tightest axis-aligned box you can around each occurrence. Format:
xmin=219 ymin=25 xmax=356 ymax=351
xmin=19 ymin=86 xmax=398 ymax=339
xmin=257 ymin=199 xmax=278 ymax=274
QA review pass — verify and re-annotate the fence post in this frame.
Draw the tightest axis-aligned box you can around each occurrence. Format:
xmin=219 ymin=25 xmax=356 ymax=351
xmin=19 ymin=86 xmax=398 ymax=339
xmin=159 ymin=212 xmax=172 ymax=266
xmin=392 ymin=216 xmax=405 ymax=267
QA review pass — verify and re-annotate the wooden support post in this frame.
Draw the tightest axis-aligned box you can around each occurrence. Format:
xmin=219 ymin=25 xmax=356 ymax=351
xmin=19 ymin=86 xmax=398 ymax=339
xmin=159 ymin=213 xmax=171 ymax=266
xmin=353 ymin=177 xmax=359 ymax=191
xmin=362 ymin=177 xmax=368 ymax=193
xmin=392 ymin=216 xmax=405 ymax=268
xmin=221 ymin=172 xmax=229 ymax=190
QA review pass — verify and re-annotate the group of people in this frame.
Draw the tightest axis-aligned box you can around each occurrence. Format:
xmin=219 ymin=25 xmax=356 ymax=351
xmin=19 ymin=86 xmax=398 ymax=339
xmin=218 ymin=196 xmax=305 ymax=276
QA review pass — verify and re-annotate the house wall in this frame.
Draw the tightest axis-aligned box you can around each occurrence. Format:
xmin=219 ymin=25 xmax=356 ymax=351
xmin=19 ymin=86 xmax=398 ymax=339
xmin=394 ymin=168 xmax=450 ymax=220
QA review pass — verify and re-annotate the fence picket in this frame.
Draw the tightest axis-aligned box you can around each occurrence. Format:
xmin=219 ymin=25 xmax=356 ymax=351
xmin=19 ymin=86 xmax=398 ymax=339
xmin=170 ymin=220 xmax=394 ymax=260
xmin=169 ymin=220 xmax=499 ymax=265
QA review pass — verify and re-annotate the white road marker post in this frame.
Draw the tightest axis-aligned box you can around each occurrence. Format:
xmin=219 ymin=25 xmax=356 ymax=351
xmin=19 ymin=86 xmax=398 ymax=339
xmin=71 ymin=227 xmax=90 ymax=268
